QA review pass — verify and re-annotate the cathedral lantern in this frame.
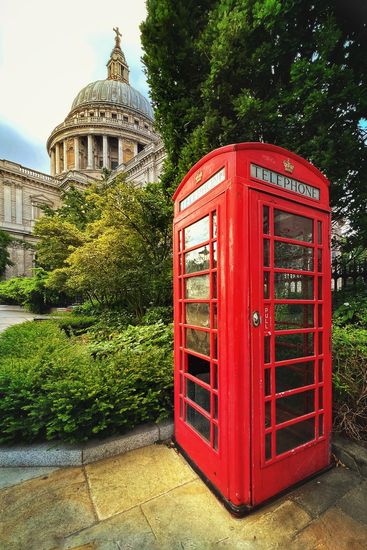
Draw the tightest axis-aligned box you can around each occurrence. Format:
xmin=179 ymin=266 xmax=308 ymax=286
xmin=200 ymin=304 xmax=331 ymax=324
xmin=173 ymin=143 xmax=332 ymax=514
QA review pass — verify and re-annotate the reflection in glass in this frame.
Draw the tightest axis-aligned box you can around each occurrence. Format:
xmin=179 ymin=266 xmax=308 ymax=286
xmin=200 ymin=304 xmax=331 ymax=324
xmin=318 ymin=332 xmax=323 ymax=354
xmin=265 ymin=401 xmax=271 ymax=427
xmin=276 ymin=418 xmax=314 ymax=455
xmin=264 ymin=239 xmax=270 ymax=267
xmin=213 ymin=424 xmax=218 ymax=450
xmin=186 ymin=303 xmax=210 ymax=327
xmin=318 ymin=277 xmax=323 ymax=299
xmin=275 ymin=303 xmax=314 ymax=329
xmin=265 ymin=368 xmax=271 ymax=396
xmin=319 ymin=414 xmax=324 ymax=436
xmin=318 ymin=249 xmax=322 ymax=272
xmin=265 ymin=433 xmax=272 ymax=460
xmin=318 ymin=221 xmax=322 ymax=244
xmin=275 ymin=333 xmax=314 ymax=361
xmin=275 ymin=273 xmax=314 ymax=299
xmin=264 ymin=271 xmax=270 ymax=298
xmin=184 ymin=216 xmax=209 ymax=249
xmin=213 ymin=303 xmax=218 ymax=328
xmin=185 ymin=246 xmax=210 ymax=273
xmin=187 ymin=379 xmax=210 ymax=413
xmin=263 ymin=206 xmax=269 ymax=234
xmin=212 ymin=272 xmax=217 ymax=298
xmin=319 ymin=387 xmax=324 ymax=409
xmin=213 ymin=394 xmax=218 ymax=419
xmin=274 ymin=241 xmax=314 ymax=271
xmin=213 ymin=332 xmax=218 ymax=359
xmin=275 ymin=362 xmax=314 ymax=392
xmin=264 ymin=335 xmax=271 ymax=363
xmin=185 ymin=275 xmax=210 ymax=299
xmin=212 ymin=212 xmax=217 ymax=238
xmin=213 ymin=241 xmax=217 ymax=267
xmin=186 ymin=328 xmax=210 ymax=356
xmin=318 ymin=359 xmax=324 ymax=382
xmin=186 ymin=403 xmax=210 ymax=441
xmin=318 ymin=305 xmax=323 ymax=327
xmin=212 ymin=363 xmax=218 ymax=389
xmin=276 ymin=390 xmax=315 ymax=424
xmin=274 ymin=210 xmax=313 ymax=242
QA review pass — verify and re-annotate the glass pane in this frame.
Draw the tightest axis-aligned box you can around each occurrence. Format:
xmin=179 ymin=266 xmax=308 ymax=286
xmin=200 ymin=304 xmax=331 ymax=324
xmin=264 ymin=335 xmax=271 ymax=363
xmin=319 ymin=387 xmax=323 ymax=409
xmin=212 ymin=333 xmax=218 ymax=359
xmin=276 ymin=390 xmax=315 ymax=424
xmin=212 ymin=272 xmax=217 ymax=298
xmin=186 ymin=328 xmax=210 ymax=356
xmin=265 ymin=401 xmax=271 ymax=428
xmin=184 ymin=216 xmax=209 ymax=249
xmin=264 ymin=239 xmax=270 ymax=267
xmin=275 ymin=333 xmax=314 ymax=362
xmin=318 ymin=277 xmax=323 ymax=299
xmin=318 ymin=332 xmax=323 ymax=354
xmin=318 ymin=221 xmax=322 ymax=244
xmin=187 ymin=379 xmax=210 ymax=413
xmin=186 ymin=303 xmax=210 ymax=327
xmin=265 ymin=368 xmax=271 ymax=396
xmin=275 ymin=304 xmax=314 ymax=329
xmin=318 ymin=304 xmax=323 ymax=327
xmin=185 ymin=246 xmax=210 ymax=273
xmin=318 ymin=249 xmax=322 ymax=272
xmin=263 ymin=206 xmax=269 ymax=234
xmin=274 ymin=210 xmax=313 ymax=242
xmin=187 ymin=354 xmax=210 ymax=381
xmin=212 ymin=212 xmax=217 ymax=238
xmin=318 ymin=359 xmax=323 ymax=382
xmin=264 ymin=272 xmax=270 ymax=298
xmin=212 ymin=363 xmax=218 ymax=389
xmin=275 ymin=362 xmax=314 ymax=393
xmin=265 ymin=433 xmax=272 ymax=460
xmin=213 ymin=394 xmax=218 ymax=419
xmin=319 ymin=414 xmax=324 ymax=436
xmin=185 ymin=275 xmax=210 ymax=299
xmin=213 ymin=303 xmax=218 ymax=328
xmin=275 ymin=273 xmax=314 ymax=299
xmin=186 ymin=404 xmax=210 ymax=441
xmin=213 ymin=424 xmax=218 ymax=450
xmin=276 ymin=418 xmax=315 ymax=455
xmin=274 ymin=241 xmax=314 ymax=271
xmin=212 ymin=241 xmax=217 ymax=268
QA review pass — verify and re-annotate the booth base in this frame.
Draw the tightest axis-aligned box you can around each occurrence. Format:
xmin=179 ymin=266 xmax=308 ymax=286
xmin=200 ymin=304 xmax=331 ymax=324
xmin=174 ymin=440 xmax=334 ymax=517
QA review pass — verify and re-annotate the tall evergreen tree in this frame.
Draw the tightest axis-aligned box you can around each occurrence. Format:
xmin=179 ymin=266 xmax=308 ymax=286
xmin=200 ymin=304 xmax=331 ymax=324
xmin=141 ymin=0 xmax=367 ymax=245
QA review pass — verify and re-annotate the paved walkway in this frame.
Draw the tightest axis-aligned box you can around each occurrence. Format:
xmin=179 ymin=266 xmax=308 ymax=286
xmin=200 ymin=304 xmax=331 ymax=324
xmin=0 ymin=444 xmax=366 ymax=549
xmin=0 ymin=305 xmax=36 ymax=333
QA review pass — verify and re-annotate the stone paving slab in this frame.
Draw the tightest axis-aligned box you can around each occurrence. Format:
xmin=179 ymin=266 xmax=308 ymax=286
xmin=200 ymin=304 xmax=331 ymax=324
xmin=0 ymin=466 xmax=59 ymax=490
xmin=0 ymin=467 xmax=96 ymax=550
xmin=85 ymin=444 xmax=197 ymax=520
xmin=1 ymin=444 xmax=366 ymax=550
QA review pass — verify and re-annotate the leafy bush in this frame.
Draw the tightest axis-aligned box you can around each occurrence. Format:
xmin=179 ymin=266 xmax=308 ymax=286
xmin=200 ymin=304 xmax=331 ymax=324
xmin=142 ymin=306 xmax=173 ymax=325
xmin=0 ymin=270 xmax=66 ymax=313
xmin=333 ymin=296 xmax=367 ymax=328
xmin=51 ymin=314 xmax=98 ymax=336
xmin=0 ymin=321 xmax=173 ymax=444
xmin=332 ymin=326 xmax=367 ymax=441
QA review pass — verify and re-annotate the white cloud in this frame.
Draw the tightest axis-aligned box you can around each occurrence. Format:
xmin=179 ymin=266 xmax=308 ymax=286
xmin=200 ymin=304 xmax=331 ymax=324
xmin=0 ymin=0 xmax=148 ymax=150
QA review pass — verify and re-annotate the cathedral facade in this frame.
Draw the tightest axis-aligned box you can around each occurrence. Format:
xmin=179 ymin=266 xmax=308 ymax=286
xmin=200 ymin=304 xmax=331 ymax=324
xmin=0 ymin=30 xmax=165 ymax=279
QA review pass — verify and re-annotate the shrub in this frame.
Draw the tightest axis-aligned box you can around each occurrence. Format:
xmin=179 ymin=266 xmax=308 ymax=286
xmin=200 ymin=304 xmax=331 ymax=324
xmin=332 ymin=326 xmax=367 ymax=441
xmin=0 ymin=270 xmax=66 ymax=313
xmin=52 ymin=314 xmax=98 ymax=336
xmin=333 ymin=295 xmax=367 ymax=328
xmin=0 ymin=321 xmax=173 ymax=444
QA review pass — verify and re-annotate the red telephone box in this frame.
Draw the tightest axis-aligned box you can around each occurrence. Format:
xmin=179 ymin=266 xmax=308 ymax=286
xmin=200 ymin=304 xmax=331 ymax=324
xmin=173 ymin=143 xmax=332 ymax=514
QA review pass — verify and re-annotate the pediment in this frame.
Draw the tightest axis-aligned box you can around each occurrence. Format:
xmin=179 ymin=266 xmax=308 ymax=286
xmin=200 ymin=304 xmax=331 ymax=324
xmin=30 ymin=194 xmax=54 ymax=206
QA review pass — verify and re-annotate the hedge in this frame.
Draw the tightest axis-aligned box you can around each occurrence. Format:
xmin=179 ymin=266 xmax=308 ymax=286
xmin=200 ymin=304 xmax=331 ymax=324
xmin=0 ymin=321 xmax=173 ymax=444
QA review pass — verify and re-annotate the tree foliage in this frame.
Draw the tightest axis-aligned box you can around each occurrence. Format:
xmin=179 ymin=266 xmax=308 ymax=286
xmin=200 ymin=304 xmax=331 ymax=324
xmin=141 ymin=0 xmax=367 ymax=244
xmin=0 ymin=230 xmax=14 ymax=276
xmin=35 ymin=179 xmax=173 ymax=316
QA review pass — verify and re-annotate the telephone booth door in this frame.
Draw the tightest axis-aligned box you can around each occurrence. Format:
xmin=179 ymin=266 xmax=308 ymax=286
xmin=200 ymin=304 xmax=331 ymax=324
xmin=249 ymin=191 xmax=331 ymax=505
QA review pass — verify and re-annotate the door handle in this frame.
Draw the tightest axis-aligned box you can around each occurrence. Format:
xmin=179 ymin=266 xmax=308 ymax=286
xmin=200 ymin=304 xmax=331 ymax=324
xmin=252 ymin=311 xmax=261 ymax=327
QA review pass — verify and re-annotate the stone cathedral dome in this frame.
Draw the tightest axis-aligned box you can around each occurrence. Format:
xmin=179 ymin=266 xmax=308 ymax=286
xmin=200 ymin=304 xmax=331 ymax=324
xmin=47 ymin=28 xmax=159 ymax=178
xmin=70 ymin=80 xmax=154 ymax=120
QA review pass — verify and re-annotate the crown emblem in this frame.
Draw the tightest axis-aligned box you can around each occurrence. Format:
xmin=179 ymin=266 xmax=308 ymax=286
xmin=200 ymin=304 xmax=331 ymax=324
xmin=283 ymin=159 xmax=294 ymax=174
xmin=195 ymin=171 xmax=203 ymax=183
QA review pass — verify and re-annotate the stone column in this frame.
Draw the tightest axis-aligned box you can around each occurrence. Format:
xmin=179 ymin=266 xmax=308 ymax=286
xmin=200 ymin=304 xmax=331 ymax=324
xmin=55 ymin=143 xmax=60 ymax=175
xmin=50 ymin=148 xmax=56 ymax=176
xmin=74 ymin=137 xmax=80 ymax=170
xmin=63 ymin=140 xmax=67 ymax=172
xmin=15 ymin=185 xmax=23 ymax=225
xmin=87 ymin=135 xmax=93 ymax=169
xmin=3 ymin=184 xmax=11 ymax=222
xmin=134 ymin=142 xmax=138 ymax=156
xmin=102 ymin=135 xmax=108 ymax=168
xmin=118 ymin=137 xmax=123 ymax=165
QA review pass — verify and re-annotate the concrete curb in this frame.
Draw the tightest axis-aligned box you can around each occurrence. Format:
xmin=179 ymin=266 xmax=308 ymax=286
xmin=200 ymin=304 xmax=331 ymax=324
xmin=332 ymin=435 xmax=367 ymax=478
xmin=0 ymin=419 xmax=174 ymax=468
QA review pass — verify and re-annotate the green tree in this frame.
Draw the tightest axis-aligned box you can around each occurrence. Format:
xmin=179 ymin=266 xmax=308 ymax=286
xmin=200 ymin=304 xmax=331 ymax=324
xmin=0 ymin=230 xmax=14 ymax=277
xmin=141 ymin=0 xmax=367 ymax=245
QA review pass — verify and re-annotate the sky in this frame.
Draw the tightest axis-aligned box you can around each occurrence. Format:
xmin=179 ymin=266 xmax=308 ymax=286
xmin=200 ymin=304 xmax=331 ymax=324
xmin=0 ymin=0 xmax=149 ymax=173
